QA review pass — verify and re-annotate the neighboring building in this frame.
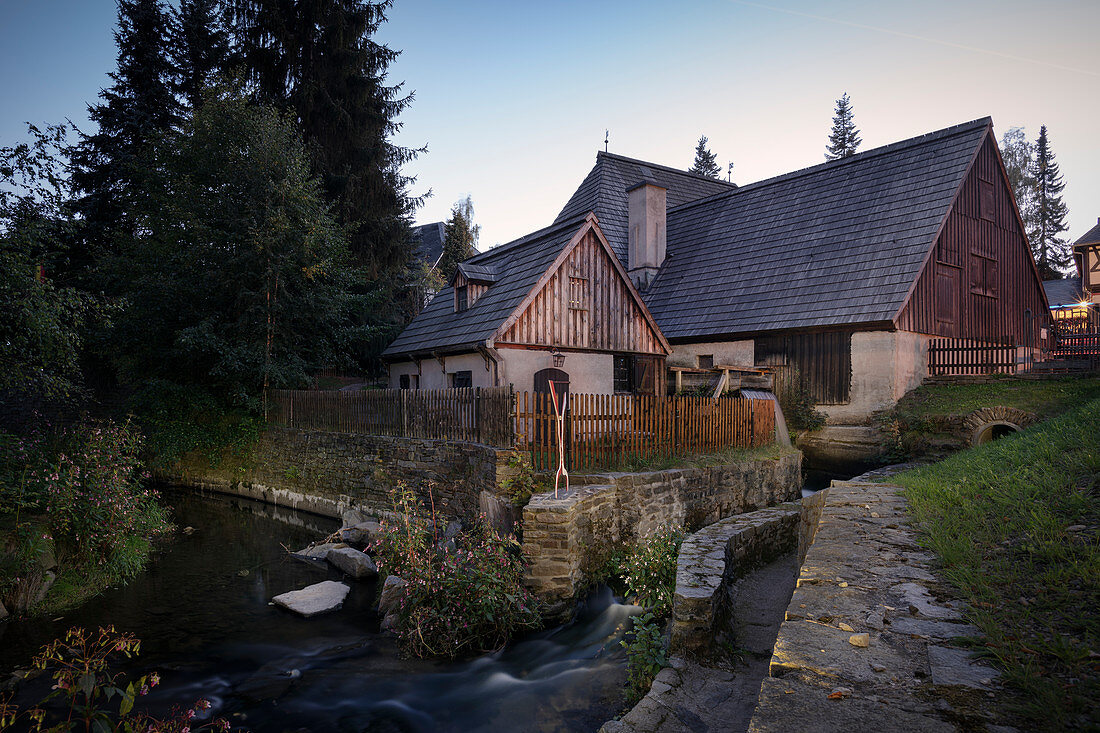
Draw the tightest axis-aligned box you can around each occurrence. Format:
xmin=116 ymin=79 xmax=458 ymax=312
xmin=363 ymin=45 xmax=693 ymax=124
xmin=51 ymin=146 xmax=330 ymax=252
xmin=1045 ymin=219 xmax=1100 ymax=334
xmin=411 ymin=221 xmax=447 ymax=272
xmin=1073 ymin=218 xmax=1100 ymax=305
xmin=384 ymin=118 xmax=1050 ymax=423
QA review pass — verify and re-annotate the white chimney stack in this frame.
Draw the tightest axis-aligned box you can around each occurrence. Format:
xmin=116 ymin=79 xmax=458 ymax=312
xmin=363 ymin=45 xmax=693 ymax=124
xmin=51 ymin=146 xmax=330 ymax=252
xmin=627 ymin=180 xmax=667 ymax=290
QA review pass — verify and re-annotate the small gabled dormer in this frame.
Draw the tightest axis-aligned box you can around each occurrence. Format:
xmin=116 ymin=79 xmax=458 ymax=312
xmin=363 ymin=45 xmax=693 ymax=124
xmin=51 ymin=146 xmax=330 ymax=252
xmin=452 ymin=262 xmax=497 ymax=312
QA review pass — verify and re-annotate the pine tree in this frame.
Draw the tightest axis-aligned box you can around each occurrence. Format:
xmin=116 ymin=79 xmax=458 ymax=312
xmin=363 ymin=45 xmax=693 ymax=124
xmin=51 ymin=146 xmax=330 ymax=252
xmin=437 ymin=196 xmax=480 ymax=282
xmin=825 ymin=93 xmax=861 ymax=161
xmin=231 ymin=0 xmax=423 ymax=281
xmin=689 ymin=135 xmax=722 ymax=178
xmin=172 ymin=0 xmax=230 ymax=112
xmin=71 ymin=0 xmax=178 ymax=253
xmin=1026 ymin=125 xmax=1071 ymax=280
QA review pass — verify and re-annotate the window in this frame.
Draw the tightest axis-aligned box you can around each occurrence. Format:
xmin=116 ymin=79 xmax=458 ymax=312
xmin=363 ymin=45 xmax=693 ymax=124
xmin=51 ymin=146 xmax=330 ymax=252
xmin=697 ymin=354 xmax=714 ymax=369
xmin=979 ymin=178 xmax=995 ymax=222
xmin=455 ymin=285 xmax=468 ymax=312
xmin=451 ymin=371 xmax=472 ymax=388
xmin=935 ymin=266 xmax=958 ymax=323
xmin=568 ymin=276 xmax=587 ymax=310
xmin=970 ymin=253 xmax=997 ymax=297
xmin=399 ymin=374 xmax=410 ymax=390
xmin=613 ymin=355 xmax=634 ymax=393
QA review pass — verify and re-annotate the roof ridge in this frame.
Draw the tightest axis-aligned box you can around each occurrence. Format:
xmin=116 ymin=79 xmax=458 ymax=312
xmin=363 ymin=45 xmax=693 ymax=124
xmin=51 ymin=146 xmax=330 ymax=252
xmin=667 ymin=117 xmax=992 ymax=216
xmin=466 ymin=212 xmax=591 ymax=263
xmin=596 ymin=150 xmax=738 ymax=188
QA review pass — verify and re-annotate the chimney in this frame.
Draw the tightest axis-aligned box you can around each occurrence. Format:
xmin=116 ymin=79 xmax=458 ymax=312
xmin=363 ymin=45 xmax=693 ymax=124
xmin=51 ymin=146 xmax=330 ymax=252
xmin=627 ymin=180 xmax=667 ymax=290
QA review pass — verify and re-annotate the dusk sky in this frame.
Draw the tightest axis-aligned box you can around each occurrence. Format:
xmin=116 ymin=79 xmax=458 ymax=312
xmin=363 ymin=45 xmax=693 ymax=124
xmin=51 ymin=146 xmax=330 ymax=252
xmin=2 ymin=0 xmax=1097 ymax=252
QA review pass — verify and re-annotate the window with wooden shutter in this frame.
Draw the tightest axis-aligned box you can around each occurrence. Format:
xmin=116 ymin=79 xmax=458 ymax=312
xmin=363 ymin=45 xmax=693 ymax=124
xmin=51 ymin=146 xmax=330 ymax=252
xmin=634 ymin=357 xmax=657 ymax=396
xmin=613 ymin=355 xmax=633 ymax=393
xmin=979 ymin=178 xmax=995 ymax=222
xmin=969 ymin=253 xmax=997 ymax=297
xmin=935 ymin=266 xmax=958 ymax=323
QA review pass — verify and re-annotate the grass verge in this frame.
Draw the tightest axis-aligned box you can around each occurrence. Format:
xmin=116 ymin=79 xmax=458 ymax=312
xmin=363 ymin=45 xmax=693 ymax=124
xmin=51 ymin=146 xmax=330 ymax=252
xmin=892 ymin=398 xmax=1100 ymax=729
xmin=578 ymin=442 xmax=797 ymax=474
xmin=896 ymin=376 xmax=1100 ymax=420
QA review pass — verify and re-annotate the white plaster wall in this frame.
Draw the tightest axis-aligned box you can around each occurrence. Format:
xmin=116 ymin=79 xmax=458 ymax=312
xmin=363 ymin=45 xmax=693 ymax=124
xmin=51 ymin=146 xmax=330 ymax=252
xmin=818 ymin=330 xmax=931 ymax=425
xmin=893 ymin=331 xmax=933 ymax=401
xmin=387 ymin=352 xmax=494 ymax=390
xmin=499 ymin=348 xmax=615 ymax=395
xmin=667 ymin=340 xmax=754 ymax=369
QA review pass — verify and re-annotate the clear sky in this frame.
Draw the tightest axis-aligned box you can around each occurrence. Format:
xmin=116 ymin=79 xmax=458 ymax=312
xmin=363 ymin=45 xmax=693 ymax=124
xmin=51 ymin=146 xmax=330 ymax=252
xmin=2 ymin=0 xmax=1098 ymax=253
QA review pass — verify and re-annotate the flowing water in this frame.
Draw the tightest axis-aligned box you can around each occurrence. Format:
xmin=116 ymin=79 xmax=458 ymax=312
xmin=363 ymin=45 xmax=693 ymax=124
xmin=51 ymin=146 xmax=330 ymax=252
xmin=0 ymin=489 xmax=638 ymax=732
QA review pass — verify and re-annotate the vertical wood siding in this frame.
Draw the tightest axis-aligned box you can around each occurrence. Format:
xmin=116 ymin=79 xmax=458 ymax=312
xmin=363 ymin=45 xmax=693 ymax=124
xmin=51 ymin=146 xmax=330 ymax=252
xmin=497 ymin=230 xmax=666 ymax=354
xmin=897 ymin=133 xmax=1047 ymax=345
xmin=755 ymin=331 xmax=852 ymax=405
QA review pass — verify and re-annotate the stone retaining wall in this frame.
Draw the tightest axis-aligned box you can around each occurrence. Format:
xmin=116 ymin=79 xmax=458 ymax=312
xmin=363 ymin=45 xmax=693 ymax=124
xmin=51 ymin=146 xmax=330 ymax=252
xmin=160 ymin=428 xmax=520 ymax=523
xmin=521 ymin=450 xmax=802 ymax=601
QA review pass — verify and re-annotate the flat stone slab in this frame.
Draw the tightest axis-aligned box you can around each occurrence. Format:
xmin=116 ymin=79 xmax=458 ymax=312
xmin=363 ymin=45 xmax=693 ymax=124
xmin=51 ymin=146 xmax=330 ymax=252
xmin=326 ymin=547 xmax=377 ymax=578
xmin=272 ymin=580 xmax=350 ymax=617
xmin=928 ymin=645 xmax=998 ymax=690
xmin=292 ymin=542 xmax=348 ymax=559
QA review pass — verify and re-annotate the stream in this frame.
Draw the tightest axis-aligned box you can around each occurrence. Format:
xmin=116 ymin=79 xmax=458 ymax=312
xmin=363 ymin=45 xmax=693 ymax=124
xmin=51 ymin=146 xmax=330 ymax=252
xmin=0 ymin=489 xmax=638 ymax=732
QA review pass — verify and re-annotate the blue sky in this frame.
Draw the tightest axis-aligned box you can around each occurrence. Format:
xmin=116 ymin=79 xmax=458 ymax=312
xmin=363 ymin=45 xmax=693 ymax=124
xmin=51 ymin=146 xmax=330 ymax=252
xmin=2 ymin=0 xmax=1098 ymax=252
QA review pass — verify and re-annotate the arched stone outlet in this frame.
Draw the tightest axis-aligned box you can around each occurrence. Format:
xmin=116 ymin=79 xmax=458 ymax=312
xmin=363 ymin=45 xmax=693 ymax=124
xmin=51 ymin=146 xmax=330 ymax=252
xmin=963 ymin=406 xmax=1037 ymax=447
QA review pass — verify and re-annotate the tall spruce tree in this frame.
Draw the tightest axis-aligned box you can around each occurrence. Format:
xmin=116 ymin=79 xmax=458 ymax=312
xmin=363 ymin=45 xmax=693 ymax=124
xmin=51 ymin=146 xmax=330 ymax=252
xmin=436 ymin=196 xmax=480 ymax=283
xmin=1026 ymin=125 xmax=1071 ymax=280
xmin=825 ymin=93 xmax=861 ymax=161
xmin=173 ymin=0 xmax=231 ymax=112
xmin=689 ymin=135 xmax=722 ymax=178
xmin=71 ymin=0 xmax=178 ymax=257
xmin=230 ymin=0 xmax=422 ymax=281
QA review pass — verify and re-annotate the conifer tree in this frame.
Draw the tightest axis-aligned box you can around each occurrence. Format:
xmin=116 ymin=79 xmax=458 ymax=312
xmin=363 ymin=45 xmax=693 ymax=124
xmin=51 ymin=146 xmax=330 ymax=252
xmin=436 ymin=196 xmax=480 ymax=283
xmin=825 ymin=93 xmax=861 ymax=161
xmin=71 ymin=0 xmax=178 ymax=254
xmin=173 ymin=0 xmax=230 ymax=112
xmin=689 ymin=135 xmax=722 ymax=178
xmin=231 ymin=0 xmax=423 ymax=281
xmin=1026 ymin=125 xmax=1071 ymax=280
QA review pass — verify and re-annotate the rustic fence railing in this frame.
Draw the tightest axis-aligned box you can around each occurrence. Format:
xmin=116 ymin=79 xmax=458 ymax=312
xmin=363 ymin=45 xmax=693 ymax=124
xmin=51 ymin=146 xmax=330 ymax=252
xmin=1048 ymin=332 xmax=1100 ymax=367
xmin=268 ymin=386 xmax=515 ymax=447
xmin=927 ymin=337 xmax=1017 ymax=376
xmin=515 ymin=392 xmax=776 ymax=473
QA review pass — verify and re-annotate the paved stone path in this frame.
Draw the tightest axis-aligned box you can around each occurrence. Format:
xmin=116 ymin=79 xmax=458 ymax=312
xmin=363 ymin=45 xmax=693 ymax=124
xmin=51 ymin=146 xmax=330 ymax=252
xmin=602 ymin=552 xmax=798 ymax=733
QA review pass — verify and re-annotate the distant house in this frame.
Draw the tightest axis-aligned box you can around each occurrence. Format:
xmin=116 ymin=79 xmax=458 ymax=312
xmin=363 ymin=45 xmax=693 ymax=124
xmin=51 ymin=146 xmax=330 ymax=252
xmin=384 ymin=118 xmax=1049 ymax=422
xmin=1073 ymin=218 xmax=1100 ymax=305
xmin=411 ymin=221 xmax=446 ymax=273
xmin=1046 ymin=219 xmax=1100 ymax=334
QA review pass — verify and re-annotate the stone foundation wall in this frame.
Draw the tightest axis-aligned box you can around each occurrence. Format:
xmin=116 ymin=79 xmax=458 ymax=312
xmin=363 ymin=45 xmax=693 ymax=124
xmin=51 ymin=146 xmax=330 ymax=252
xmin=160 ymin=428 xmax=520 ymax=523
xmin=522 ymin=450 xmax=802 ymax=601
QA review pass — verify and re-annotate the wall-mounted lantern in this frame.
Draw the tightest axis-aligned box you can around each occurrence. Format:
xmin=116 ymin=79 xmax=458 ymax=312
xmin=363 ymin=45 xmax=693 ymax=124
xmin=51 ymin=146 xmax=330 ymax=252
xmin=551 ymin=348 xmax=566 ymax=368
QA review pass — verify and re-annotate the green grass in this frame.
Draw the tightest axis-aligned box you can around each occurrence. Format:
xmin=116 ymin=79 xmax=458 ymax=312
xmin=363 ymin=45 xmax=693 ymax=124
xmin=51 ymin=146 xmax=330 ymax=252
xmin=893 ymin=398 xmax=1100 ymax=729
xmin=897 ymin=376 xmax=1100 ymax=420
xmin=575 ymin=442 xmax=797 ymax=474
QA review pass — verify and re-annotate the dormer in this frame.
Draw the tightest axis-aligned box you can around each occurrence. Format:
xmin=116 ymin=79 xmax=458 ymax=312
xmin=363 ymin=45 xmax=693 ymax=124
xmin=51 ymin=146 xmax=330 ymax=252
xmin=452 ymin=263 xmax=497 ymax=312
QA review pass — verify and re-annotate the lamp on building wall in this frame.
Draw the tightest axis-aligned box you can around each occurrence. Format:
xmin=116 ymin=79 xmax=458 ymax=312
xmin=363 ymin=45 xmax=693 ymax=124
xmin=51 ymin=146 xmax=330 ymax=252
xmin=551 ymin=348 xmax=566 ymax=368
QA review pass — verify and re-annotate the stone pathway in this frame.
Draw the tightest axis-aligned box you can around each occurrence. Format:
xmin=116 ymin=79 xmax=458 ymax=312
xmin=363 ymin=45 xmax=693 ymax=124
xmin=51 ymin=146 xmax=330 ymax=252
xmin=602 ymin=552 xmax=798 ymax=733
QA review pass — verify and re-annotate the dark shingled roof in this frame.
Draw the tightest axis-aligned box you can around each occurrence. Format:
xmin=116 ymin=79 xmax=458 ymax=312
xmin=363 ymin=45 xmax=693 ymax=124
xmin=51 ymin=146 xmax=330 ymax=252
xmin=383 ymin=215 xmax=588 ymax=357
xmin=412 ymin=222 xmax=446 ymax=267
xmin=1074 ymin=218 xmax=1100 ymax=247
xmin=555 ymin=151 xmax=736 ymax=267
xmin=455 ymin=262 xmax=498 ymax=283
xmin=643 ymin=118 xmax=992 ymax=340
xmin=1043 ymin=277 xmax=1085 ymax=307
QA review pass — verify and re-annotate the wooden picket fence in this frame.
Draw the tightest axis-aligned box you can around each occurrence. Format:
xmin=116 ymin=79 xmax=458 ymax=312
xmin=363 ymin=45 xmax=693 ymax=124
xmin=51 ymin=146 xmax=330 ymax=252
xmin=515 ymin=392 xmax=776 ymax=472
xmin=927 ymin=337 xmax=1017 ymax=376
xmin=268 ymin=386 xmax=515 ymax=447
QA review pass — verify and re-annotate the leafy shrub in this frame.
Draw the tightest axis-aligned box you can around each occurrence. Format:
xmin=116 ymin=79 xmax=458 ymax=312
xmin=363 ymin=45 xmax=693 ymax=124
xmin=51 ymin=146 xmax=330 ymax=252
xmin=498 ymin=449 xmax=546 ymax=507
xmin=371 ymin=485 xmax=543 ymax=659
xmin=616 ymin=526 xmax=684 ymax=616
xmin=779 ymin=370 xmax=826 ymax=432
xmin=621 ymin=612 xmax=668 ymax=705
xmin=0 ymin=626 xmax=229 ymax=732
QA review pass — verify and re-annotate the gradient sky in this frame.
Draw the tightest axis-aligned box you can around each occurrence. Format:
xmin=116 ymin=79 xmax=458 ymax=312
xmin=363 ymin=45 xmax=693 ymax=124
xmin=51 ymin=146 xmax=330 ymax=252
xmin=2 ymin=0 xmax=1097 ymax=253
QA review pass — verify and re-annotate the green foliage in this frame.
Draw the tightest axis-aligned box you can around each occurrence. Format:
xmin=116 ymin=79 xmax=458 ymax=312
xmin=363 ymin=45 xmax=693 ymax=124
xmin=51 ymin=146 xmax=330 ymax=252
xmin=621 ymin=612 xmax=668 ymax=705
xmin=0 ymin=626 xmax=230 ymax=732
xmin=498 ymin=449 xmax=546 ymax=507
xmin=1026 ymin=125 xmax=1071 ymax=279
xmin=893 ymin=398 xmax=1100 ymax=728
xmin=615 ymin=526 xmax=684 ymax=616
xmin=436 ymin=196 xmax=481 ymax=283
xmin=999 ymin=126 xmax=1034 ymax=221
xmin=689 ymin=135 xmax=722 ymax=179
xmin=825 ymin=92 xmax=861 ymax=161
xmin=371 ymin=484 xmax=542 ymax=659
xmin=779 ymin=373 xmax=826 ymax=433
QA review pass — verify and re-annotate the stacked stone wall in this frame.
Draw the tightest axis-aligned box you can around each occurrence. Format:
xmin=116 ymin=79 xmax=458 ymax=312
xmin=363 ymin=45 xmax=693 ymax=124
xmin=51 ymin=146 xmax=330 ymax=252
xmin=522 ymin=451 xmax=802 ymax=601
xmin=160 ymin=428 xmax=518 ymax=523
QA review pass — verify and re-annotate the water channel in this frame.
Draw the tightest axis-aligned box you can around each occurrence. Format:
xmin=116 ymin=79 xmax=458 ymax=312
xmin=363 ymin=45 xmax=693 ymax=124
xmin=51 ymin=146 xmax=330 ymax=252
xmin=0 ymin=489 xmax=638 ymax=732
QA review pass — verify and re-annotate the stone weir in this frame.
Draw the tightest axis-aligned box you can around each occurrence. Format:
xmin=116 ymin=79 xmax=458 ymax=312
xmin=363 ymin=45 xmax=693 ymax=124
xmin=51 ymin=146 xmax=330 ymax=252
xmin=521 ymin=450 xmax=802 ymax=603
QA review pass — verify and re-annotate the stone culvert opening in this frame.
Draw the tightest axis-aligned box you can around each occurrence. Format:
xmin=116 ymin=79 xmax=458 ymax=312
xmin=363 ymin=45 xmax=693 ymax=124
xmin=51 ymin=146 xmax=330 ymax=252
xmin=964 ymin=406 xmax=1038 ymax=447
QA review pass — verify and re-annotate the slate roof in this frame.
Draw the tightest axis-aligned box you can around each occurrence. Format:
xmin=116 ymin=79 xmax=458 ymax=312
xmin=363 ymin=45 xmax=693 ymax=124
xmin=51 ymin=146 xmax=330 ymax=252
xmin=1043 ymin=277 xmax=1086 ymax=307
xmin=555 ymin=151 xmax=736 ymax=267
xmin=383 ymin=215 xmax=587 ymax=357
xmin=644 ymin=118 xmax=992 ymax=340
xmin=411 ymin=222 xmax=446 ymax=268
xmin=1074 ymin=219 xmax=1100 ymax=247
xmin=455 ymin=262 xmax=498 ymax=283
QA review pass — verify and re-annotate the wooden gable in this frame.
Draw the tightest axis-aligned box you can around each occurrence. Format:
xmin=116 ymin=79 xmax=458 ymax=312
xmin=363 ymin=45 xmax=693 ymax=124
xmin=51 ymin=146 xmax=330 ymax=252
xmin=895 ymin=130 xmax=1048 ymax=343
xmin=493 ymin=218 xmax=670 ymax=355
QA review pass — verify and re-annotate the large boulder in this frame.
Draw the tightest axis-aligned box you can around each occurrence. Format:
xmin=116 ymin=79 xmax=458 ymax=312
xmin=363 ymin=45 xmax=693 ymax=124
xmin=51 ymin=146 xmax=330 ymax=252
xmin=377 ymin=575 xmax=407 ymax=617
xmin=342 ymin=508 xmax=371 ymax=527
xmin=339 ymin=520 xmax=382 ymax=547
xmin=326 ymin=547 xmax=378 ymax=579
xmin=292 ymin=542 xmax=347 ymax=560
xmin=272 ymin=581 xmax=350 ymax=617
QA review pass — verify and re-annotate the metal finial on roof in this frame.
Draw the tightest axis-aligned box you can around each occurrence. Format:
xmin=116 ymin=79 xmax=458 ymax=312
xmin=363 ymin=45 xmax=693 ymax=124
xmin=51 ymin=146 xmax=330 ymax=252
xmin=604 ymin=129 xmax=609 ymax=152
xmin=728 ymin=162 xmax=734 ymax=182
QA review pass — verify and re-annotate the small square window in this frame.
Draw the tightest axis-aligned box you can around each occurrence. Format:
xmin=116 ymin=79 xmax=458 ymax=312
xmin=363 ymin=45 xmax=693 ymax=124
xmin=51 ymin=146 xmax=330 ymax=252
xmin=451 ymin=371 xmax=472 ymax=389
xmin=399 ymin=374 xmax=410 ymax=390
xmin=697 ymin=354 xmax=714 ymax=369
xmin=455 ymin=285 xmax=468 ymax=312
xmin=613 ymin=354 xmax=634 ymax=393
